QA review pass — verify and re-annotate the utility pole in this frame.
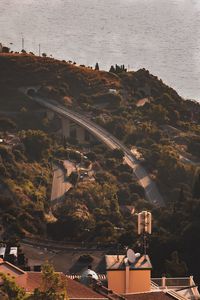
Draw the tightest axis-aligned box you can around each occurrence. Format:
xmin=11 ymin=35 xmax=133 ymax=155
xmin=22 ymin=36 xmax=24 ymax=50
xmin=39 ymin=43 xmax=41 ymax=56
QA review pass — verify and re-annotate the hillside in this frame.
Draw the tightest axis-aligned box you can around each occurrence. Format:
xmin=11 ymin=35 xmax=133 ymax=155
xmin=0 ymin=53 xmax=200 ymax=283
xmin=1 ymin=53 xmax=199 ymax=198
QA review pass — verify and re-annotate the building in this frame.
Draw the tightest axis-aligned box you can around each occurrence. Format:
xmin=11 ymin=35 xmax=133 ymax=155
xmin=104 ymin=253 xmax=200 ymax=300
xmin=0 ymin=258 xmax=107 ymax=300
xmin=0 ymin=43 xmax=2 ymax=53
xmin=106 ymin=254 xmax=152 ymax=294
xmin=0 ymin=254 xmax=199 ymax=300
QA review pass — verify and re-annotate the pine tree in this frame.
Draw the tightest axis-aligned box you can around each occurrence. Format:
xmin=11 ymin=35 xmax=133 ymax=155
xmin=95 ymin=63 xmax=99 ymax=71
xmin=109 ymin=65 xmax=115 ymax=73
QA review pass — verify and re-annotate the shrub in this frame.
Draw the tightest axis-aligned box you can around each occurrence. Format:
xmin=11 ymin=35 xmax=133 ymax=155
xmin=68 ymin=171 xmax=79 ymax=185
xmin=78 ymin=254 xmax=93 ymax=263
xmin=20 ymin=130 xmax=51 ymax=161
xmin=118 ymin=172 xmax=133 ymax=183
xmin=0 ymin=117 xmax=16 ymax=132
xmin=109 ymin=148 xmax=124 ymax=160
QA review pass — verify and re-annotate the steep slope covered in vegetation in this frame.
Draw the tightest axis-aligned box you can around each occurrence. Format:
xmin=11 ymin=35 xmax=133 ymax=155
xmin=0 ymin=54 xmax=200 ymax=283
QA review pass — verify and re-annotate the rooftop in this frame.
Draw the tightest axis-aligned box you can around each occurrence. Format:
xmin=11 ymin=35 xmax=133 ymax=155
xmin=0 ymin=258 xmax=199 ymax=300
xmin=18 ymin=272 xmax=107 ymax=299
xmin=0 ymin=258 xmax=108 ymax=299
xmin=124 ymin=292 xmax=175 ymax=300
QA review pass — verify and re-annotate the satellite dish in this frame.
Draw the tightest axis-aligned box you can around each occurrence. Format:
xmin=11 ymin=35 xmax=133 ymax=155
xmin=135 ymin=253 xmax=141 ymax=259
xmin=127 ymin=248 xmax=136 ymax=264
xmin=124 ymin=257 xmax=129 ymax=264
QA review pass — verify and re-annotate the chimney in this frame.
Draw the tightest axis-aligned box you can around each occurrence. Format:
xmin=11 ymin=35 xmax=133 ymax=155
xmin=105 ymin=254 xmax=152 ymax=295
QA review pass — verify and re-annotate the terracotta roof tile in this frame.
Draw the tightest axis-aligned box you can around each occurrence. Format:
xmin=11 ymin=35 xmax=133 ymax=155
xmin=66 ymin=277 xmax=107 ymax=299
xmin=16 ymin=272 xmax=107 ymax=299
xmin=124 ymin=292 xmax=174 ymax=300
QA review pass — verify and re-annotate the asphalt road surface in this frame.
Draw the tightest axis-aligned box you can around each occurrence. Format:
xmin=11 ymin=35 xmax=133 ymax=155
xmin=51 ymin=164 xmax=72 ymax=202
xmin=21 ymin=242 xmax=106 ymax=274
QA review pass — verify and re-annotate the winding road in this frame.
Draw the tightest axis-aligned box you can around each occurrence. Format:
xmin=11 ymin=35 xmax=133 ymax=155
xmin=23 ymin=89 xmax=165 ymax=207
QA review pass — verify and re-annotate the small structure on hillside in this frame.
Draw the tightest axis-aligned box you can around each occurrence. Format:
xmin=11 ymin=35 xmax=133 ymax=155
xmin=108 ymin=88 xmax=118 ymax=94
xmin=0 ymin=44 xmax=9 ymax=53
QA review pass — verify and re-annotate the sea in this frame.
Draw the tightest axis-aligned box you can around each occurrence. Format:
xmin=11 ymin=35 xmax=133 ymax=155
xmin=0 ymin=0 xmax=200 ymax=101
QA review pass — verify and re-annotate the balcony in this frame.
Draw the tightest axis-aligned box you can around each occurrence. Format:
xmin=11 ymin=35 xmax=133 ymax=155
xmin=151 ymin=276 xmax=200 ymax=299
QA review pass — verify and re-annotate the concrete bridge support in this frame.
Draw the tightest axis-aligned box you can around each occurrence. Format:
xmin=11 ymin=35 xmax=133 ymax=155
xmin=76 ymin=125 xmax=86 ymax=143
xmin=61 ymin=118 xmax=70 ymax=139
xmin=46 ymin=110 xmax=55 ymax=121
xmin=61 ymin=117 xmax=94 ymax=143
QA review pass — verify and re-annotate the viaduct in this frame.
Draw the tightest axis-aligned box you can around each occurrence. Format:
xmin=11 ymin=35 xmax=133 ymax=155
xmin=21 ymin=87 xmax=165 ymax=207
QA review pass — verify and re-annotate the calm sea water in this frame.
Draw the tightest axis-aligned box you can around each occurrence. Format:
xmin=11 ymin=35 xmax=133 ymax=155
xmin=0 ymin=0 xmax=200 ymax=101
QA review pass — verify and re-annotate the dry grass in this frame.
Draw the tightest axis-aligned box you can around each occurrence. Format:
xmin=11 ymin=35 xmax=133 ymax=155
xmin=0 ymin=54 xmax=121 ymax=110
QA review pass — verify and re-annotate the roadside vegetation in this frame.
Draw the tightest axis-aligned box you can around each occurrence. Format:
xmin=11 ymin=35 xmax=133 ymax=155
xmin=0 ymin=53 xmax=200 ymax=283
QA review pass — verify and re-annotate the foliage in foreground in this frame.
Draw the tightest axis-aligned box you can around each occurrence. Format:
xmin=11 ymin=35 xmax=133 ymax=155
xmin=0 ymin=262 xmax=68 ymax=300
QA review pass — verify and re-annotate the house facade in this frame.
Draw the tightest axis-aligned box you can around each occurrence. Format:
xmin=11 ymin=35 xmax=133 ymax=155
xmin=0 ymin=256 xmax=199 ymax=300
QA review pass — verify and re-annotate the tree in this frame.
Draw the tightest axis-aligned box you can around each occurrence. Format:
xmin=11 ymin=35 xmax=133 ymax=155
xmin=173 ymin=187 xmax=185 ymax=212
xmin=109 ymin=64 xmax=127 ymax=74
xmin=193 ymin=170 xmax=200 ymax=199
xmin=85 ymin=151 xmax=96 ymax=162
xmin=118 ymin=172 xmax=133 ymax=183
xmin=165 ymin=251 xmax=188 ymax=277
xmin=117 ymin=163 xmax=132 ymax=174
xmin=109 ymin=148 xmax=124 ymax=160
xmin=95 ymin=221 xmax=115 ymax=243
xmin=109 ymin=65 xmax=115 ymax=73
xmin=20 ymin=130 xmax=51 ymax=161
xmin=0 ymin=145 xmax=15 ymax=163
xmin=0 ymin=273 xmax=26 ymax=300
xmin=95 ymin=171 xmax=116 ymax=185
xmin=0 ymin=117 xmax=16 ymax=133
xmin=188 ymin=139 xmax=200 ymax=157
xmin=95 ymin=63 xmax=99 ymax=71
xmin=129 ymin=182 xmax=145 ymax=197
xmin=117 ymin=188 xmax=130 ymax=204
xmin=30 ymin=262 xmax=68 ymax=300
xmin=0 ymin=159 xmax=7 ymax=177
xmin=68 ymin=171 xmax=79 ymax=186
xmin=148 ymin=104 xmax=168 ymax=124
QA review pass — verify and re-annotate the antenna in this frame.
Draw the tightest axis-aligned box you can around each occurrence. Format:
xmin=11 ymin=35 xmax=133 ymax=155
xmin=127 ymin=249 xmax=136 ymax=264
xmin=138 ymin=211 xmax=152 ymax=235
xmin=138 ymin=211 xmax=152 ymax=256
xmin=21 ymin=32 xmax=24 ymax=50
